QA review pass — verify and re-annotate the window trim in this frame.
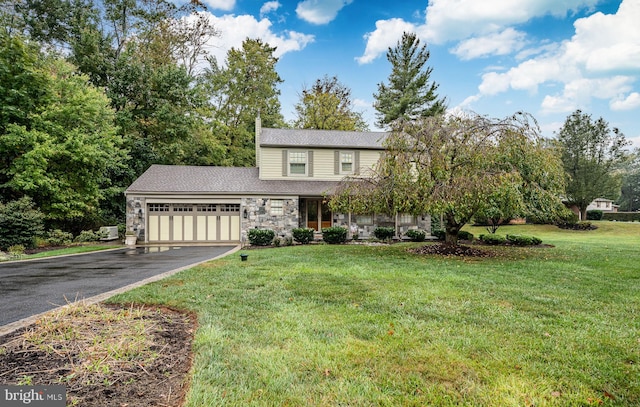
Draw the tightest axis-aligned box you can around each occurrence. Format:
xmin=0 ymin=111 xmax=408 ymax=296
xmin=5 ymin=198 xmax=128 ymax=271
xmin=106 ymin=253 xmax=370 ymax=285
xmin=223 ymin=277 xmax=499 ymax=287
xmin=340 ymin=151 xmax=355 ymax=174
xmin=288 ymin=150 xmax=308 ymax=177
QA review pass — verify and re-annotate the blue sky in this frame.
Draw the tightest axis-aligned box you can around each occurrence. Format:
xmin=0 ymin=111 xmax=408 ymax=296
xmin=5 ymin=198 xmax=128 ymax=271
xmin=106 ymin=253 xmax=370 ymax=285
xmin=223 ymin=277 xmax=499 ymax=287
xmin=189 ymin=0 xmax=639 ymax=148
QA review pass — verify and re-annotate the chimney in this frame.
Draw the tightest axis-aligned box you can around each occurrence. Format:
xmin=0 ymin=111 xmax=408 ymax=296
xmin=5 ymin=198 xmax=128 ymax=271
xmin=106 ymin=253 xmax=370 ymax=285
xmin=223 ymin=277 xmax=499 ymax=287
xmin=255 ymin=112 xmax=261 ymax=168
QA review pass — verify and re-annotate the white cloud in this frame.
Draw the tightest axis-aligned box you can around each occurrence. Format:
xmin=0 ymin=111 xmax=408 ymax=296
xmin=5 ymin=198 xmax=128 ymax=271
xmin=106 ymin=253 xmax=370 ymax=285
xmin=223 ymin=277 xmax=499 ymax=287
xmin=355 ymin=18 xmax=415 ymax=64
xmin=202 ymin=13 xmax=314 ymax=65
xmin=423 ymin=0 xmax=601 ymax=44
xmin=475 ymin=0 xmax=640 ymax=115
xmin=260 ymin=1 xmax=281 ymax=17
xmin=358 ymin=0 xmax=603 ymax=64
xmin=202 ymin=0 xmax=235 ymax=11
xmin=296 ymin=0 xmax=353 ymax=25
xmin=451 ymin=28 xmax=527 ymax=60
xmin=611 ymin=92 xmax=640 ymax=111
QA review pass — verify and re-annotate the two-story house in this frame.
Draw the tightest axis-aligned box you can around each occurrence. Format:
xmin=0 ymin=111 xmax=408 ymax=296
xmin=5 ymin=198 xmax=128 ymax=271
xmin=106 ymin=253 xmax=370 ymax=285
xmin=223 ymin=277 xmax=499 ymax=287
xmin=124 ymin=118 xmax=430 ymax=244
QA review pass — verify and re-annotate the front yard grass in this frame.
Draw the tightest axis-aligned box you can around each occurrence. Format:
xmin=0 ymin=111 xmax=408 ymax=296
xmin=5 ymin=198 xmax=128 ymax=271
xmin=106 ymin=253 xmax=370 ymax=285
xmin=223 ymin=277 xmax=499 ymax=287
xmin=110 ymin=222 xmax=640 ymax=406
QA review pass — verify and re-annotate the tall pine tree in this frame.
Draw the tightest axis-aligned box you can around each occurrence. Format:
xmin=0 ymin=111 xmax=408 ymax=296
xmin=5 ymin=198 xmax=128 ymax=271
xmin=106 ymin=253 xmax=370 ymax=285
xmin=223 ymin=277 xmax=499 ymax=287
xmin=373 ymin=32 xmax=446 ymax=129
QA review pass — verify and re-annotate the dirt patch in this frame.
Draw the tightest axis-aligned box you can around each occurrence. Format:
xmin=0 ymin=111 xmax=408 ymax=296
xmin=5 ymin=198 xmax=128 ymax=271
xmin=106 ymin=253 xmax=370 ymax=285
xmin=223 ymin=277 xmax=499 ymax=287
xmin=0 ymin=303 xmax=195 ymax=407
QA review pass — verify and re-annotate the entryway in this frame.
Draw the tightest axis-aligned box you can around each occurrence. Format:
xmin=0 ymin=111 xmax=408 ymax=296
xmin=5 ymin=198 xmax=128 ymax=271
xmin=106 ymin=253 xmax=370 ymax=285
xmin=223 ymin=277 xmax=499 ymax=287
xmin=305 ymin=199 xmax=332 ymax=231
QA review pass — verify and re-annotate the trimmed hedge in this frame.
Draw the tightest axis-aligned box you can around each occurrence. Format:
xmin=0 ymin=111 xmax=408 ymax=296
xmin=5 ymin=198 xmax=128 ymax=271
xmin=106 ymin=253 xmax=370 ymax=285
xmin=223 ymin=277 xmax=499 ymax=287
xmin=321 ymin=226 xmax=347 ymax=244
xmin=506 ymin=234 xmax=542 ymax=246
xmin=432 ymin=230 xmax=445 ymax=240
xmin=602 ymin=212 xmax=640 ymax=222
xmin=292 ymin=227 xmax=315 ymax=244
xmin=405 ymin=229 xmax=426 ymax=242
xmin=479 ymin=234 xmax=506 ymax=245
xmin=558 ymin=221 xmax=597 ymax=230
xmin=586 ymin=210 xmax=603 ymax=220
xmin=248 ymin=228 xmax=275 ymax=246
xmin=374 ymin=226 xmax=395 ymax=241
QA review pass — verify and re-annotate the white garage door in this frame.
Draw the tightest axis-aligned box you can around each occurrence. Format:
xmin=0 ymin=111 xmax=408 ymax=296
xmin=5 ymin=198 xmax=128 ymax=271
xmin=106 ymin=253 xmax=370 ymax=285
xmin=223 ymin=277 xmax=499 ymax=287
xmin=147 ymin=203 xmax=240 ymax=243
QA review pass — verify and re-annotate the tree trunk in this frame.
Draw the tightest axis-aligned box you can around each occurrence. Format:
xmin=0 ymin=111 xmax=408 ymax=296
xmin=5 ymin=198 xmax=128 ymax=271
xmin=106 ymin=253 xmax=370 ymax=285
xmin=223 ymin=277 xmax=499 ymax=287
xmin=444 ymin=213 xmax=461 ymax=246
xmin=580 ymin=207 xmax=588 ymax=221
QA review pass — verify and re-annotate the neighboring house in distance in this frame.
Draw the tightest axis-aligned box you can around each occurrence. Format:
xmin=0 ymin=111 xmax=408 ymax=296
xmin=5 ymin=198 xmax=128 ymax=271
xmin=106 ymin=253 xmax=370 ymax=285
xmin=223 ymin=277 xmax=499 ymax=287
xmin=125 ymin=118 xmax=430 ymax=244
xmin=586 ymin=198 xmax=619 ymax=213
xmin=566 ymin=197 xmax=619 ymax=220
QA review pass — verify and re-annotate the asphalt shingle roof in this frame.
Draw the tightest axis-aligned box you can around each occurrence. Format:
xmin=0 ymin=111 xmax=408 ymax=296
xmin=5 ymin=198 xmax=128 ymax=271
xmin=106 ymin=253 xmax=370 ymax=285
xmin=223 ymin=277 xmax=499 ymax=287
xmin=260 ymin=127 xmax=387 ymax=149
xmin=125 ymin=165 xmax=340 ymax=196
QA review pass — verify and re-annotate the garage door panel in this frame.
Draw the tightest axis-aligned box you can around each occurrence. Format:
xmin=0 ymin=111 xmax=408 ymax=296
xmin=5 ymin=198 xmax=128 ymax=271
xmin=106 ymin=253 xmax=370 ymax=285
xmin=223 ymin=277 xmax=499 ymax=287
xmin=147 ymin=204 xmax=239 ymax=243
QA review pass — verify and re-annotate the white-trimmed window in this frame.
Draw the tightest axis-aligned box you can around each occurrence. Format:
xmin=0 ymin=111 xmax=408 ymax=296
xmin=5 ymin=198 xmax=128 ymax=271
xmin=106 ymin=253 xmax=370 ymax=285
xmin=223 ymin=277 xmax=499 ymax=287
xmin=340 ymin=151 xmax=354 ymax=174
xmin=289 ymin=151 xmax=307 ymax=176
xmin=355 ymin=214 xmax=373 ymax=225
xmin=270 ymin=199 xmax=284 ymax=215
xmin=399 ymin=214 xmax=414 ymax=224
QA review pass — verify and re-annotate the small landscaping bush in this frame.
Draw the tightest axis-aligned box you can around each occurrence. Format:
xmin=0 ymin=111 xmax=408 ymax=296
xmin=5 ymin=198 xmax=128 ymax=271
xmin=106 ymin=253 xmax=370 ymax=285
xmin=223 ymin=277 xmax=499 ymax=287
xmin=405 ymin=229 xmax=426 ymax=242
xmin=458 ymin=231 xmax=474 ymax=241
xmin=74 ymin=229 xmax=108 ymax=243
xmin=506 ymin=234 xmax=542 ymax=246
xmin=479 ymin=234 xmax=506 ymax=245
xmin=321 ymin=226 xmax=347 ymax=244
xmin=248 ymin=228 xmax=275 ymax=246
xmin=46 ymin=229 xmax=74 ymax=246
xmin=586 ymin=210 xmax=603 ymax=220
xmin=373 ymin=226 xmax=395 ymax=241
xmin=292 ymin=228 xmax=315 ymax=244
xmin=8 ymin=244 xmax=26 ymax=256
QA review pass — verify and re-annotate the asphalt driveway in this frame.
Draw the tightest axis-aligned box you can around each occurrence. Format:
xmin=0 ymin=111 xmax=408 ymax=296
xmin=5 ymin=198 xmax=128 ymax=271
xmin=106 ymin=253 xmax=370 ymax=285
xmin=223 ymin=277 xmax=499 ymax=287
xmin=0 ymin=245 xmax=236 ymax=330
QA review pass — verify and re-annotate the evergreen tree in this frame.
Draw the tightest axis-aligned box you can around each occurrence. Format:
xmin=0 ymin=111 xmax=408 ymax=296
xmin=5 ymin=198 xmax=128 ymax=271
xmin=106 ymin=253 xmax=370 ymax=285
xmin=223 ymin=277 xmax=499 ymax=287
xmin=373 ymin=32 xmax=446 ymax=129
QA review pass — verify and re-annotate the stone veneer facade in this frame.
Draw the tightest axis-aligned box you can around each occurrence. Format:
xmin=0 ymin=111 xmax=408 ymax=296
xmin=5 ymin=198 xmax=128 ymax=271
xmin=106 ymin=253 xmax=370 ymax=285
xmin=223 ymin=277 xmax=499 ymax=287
xmin=241 ymin=197 xmax=299 ymax=242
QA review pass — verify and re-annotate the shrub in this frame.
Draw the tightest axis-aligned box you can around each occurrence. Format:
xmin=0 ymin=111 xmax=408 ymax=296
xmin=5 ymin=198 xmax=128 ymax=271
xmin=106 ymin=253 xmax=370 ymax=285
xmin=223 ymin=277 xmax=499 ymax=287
xmin=8 ymin=244 xmax=26 ymax=256
xmin=0 ymin=197 xmax=45 ymax=250
xmin=321 ymin=226 xmax=347 ymax=244
xmin=46 ymin=229 xmax=73 ymax=246
xmin=479 ymin=234 xmax=506 ymax=245
xmin=405 ymin=229 xmax=426 ymax=242
xmin=602 ymin=212 xmax=640 ymax=222
xmin=458 ymin=231 xmax=474 ymax=241
xmin=373 ymin=226 xmax=395 ymax=241
xmin=586 ymin=210 xmax=603 ymax=220
xmin=292 ymin=228 xmax=315 ymax=244
xmin=248 ymin=228 xmax=275 ymax=246
xmin=432 ymin=230 xmax=445 ymax=241
xmin=74 ymin=229 xmax=108 ymax=243
xmin=506 ymin=234 xmax=542 ymax=246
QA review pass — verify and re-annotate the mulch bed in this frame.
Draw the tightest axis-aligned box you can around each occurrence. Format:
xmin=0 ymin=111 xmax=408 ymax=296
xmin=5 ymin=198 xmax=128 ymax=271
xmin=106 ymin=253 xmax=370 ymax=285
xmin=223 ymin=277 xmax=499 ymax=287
xmin=409 ymin=243 xmax=495 ymax=257
xmin=0 ymin=304 xmax=195 ymax=407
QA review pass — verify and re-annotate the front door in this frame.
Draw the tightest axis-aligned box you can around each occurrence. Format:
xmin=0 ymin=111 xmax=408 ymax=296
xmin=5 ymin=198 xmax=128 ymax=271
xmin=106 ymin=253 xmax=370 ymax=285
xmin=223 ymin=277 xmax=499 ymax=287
xmin=306 ymin=199 xmax=332 ymax=231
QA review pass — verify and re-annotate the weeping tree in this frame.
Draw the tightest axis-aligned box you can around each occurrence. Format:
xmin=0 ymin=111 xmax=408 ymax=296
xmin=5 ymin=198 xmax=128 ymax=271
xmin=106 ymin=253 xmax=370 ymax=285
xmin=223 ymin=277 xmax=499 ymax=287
xmin=329 ymin=112 xmax=566 ymax=245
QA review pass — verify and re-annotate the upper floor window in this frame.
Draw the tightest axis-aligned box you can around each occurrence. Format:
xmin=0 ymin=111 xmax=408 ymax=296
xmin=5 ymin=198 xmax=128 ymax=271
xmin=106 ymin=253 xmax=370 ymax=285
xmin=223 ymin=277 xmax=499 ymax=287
xmin=289 ymin=151 xmax=307 ymax=176
xmin=341 ymin=152 xmax=353 ymax=173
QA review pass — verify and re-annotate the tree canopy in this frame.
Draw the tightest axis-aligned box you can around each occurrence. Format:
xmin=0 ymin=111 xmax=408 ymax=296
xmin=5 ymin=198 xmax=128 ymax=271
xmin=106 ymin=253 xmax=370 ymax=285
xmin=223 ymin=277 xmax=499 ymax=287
xmin=294 ymin=75 xmax=368 ymax=131
xmin=205 ymin=38 xmax=285 ymax=166
xmin=557 ymin=110 xmax=629 ymax=220
xmin=329 ymin=112 xmax=566 ymax=245
xmin=373 ymin=32 xmax=446 ymax=129
xmin=0 ymin=33 xmax=126 ymax=229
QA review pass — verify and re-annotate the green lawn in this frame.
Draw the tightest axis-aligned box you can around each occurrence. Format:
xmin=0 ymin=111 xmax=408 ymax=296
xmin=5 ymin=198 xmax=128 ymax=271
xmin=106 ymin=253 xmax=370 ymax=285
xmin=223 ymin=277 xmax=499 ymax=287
xmin=111 ymin=222 xmax=640 ymax=406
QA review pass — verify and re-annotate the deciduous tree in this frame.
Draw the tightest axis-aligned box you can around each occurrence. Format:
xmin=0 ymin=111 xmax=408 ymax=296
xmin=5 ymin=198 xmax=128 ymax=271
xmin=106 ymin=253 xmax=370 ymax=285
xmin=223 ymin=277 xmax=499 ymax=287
xmin=294 ymin=75 xmax=368 ymax=131
xmin=330 ymin=112 xmax=565 ymax=245
xmin=557 ymin=110 xmax=629 ymax=220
